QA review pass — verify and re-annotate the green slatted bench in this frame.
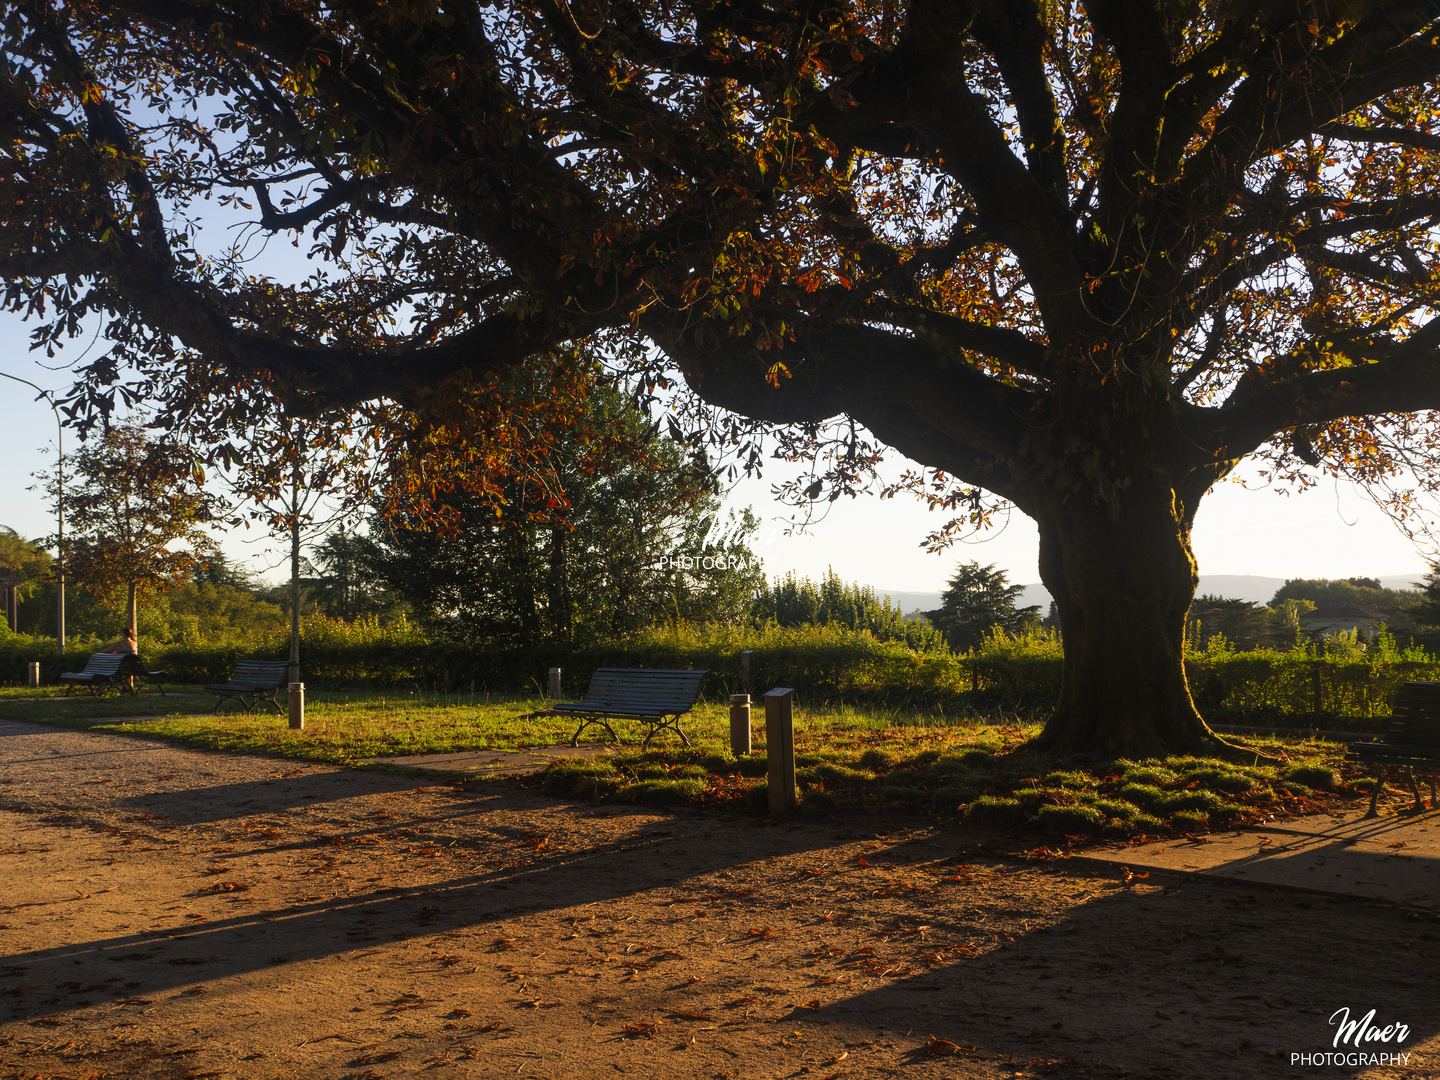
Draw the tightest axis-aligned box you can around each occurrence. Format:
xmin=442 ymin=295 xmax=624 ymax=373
xmin=552 ymin=668 xmax=709 ymax=748
xmin=205 ymin=660 xmax=291 ymax=714
xmin=1346 ymin=681 xmax=1440 ymax=817
xmin=60 ymin=653 xmax=169 ymax=696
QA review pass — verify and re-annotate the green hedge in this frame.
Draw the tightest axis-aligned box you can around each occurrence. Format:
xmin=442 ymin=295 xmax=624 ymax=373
xmin=4 ymin=617 xmax=1437 ymax=723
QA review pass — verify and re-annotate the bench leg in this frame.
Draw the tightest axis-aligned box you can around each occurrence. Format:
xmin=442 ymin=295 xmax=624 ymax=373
xmin=1405 ymin=768 xmax=1425 ymax=811
xmin=1365 ymin=767 xmax=1385 ymax=818
xmin=571 ymin=717 xmax=619 ymax=747
xmin=642 ymin=717 xmax=690 ymax=750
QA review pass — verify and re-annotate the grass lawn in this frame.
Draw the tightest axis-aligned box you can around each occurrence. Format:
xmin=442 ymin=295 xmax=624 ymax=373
xmin=0 ymin=685 xmax=1375 ymax=836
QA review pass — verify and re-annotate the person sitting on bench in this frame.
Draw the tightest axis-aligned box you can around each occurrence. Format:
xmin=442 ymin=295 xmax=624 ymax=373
xmin=101 ymin=627 xmax=138 ymax=655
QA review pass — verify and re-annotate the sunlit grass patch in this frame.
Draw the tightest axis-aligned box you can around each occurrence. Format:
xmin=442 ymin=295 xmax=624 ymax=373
xmin=2 ymin=684 xmax=1378 ymax=837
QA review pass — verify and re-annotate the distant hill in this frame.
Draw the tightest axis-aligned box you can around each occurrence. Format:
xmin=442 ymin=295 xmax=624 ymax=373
xmin=882 ymin=573 xmax=1428 ymax=618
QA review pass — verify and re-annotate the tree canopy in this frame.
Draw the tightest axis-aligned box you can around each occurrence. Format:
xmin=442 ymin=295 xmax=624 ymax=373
xmin=9 ymin=1 xmax=1440 ymax=753
xmin=363 ymin=377 xmax=762 ymax=644
xmin=44 ymin=423 xmax=220 ymax=644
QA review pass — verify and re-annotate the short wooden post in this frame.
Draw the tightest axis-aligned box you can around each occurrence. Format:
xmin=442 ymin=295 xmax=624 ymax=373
xmin=27 ymin=661 xmax=40 ymax=688
xmin=739 ymin=650 xmax=753 ymax=691
xmin=288 ymin=682 xmax=305 ymax=730
xmin=548 ymin=667 xmax=562 ymax=699
xmin=729 ymin=694 xmax=752 ymax=756
xmin=764 ymin=687 xmax=796 ymax=813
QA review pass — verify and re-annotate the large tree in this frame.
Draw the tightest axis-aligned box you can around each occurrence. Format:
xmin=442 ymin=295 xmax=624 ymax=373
xmin=8 ymin=2 xmax=1440 ymax=753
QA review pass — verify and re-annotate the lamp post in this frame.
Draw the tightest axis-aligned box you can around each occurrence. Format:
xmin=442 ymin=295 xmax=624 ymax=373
xmin=0 ymin=371 xmax=64 ymax=656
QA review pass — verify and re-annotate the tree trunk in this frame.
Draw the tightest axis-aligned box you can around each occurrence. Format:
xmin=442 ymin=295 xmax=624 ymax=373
xmin=126 ymin=583 xmax=138 ymax=649
xmin=1033 ymin=483 xmax=1223 ymax=759
xmin=547 ymin=526 xmax=572 ymax=643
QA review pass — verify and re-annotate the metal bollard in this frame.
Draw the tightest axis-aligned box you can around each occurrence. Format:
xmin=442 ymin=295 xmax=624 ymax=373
xmin=764 ymin=687 xmax=797 ymax=813
xmin=729 ymin=694 xmax=751 ymax=756
xmin=288 ymin=682 xmax=305 ymax=730
xmin=27 ymin=661 xmax=40 ymax=688
xmin=548 ymin=667 xmax=562 ymax=699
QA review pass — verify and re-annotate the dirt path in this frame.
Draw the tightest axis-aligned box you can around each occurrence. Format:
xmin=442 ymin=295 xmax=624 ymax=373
xmin=0 ymin=718 xmax=1434 ymax=1080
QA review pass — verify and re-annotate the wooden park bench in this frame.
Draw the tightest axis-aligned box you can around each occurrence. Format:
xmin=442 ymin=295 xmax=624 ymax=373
xmin=1347 ymin=681 xmax=1440 ymax=817
xmin=205 ymin=660 xmax=291 ymax=714
xmin=552 ymin=668 xmax=709 ymax=748
xmin=60 ymin=653 xmax=169 ymax=696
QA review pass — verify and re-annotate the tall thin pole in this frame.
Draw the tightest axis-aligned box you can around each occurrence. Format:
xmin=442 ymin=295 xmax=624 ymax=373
xmin=289 ymin=433 xmax=302 ymax=685
xmin=0 ymin=371 xmax=64 ymax=656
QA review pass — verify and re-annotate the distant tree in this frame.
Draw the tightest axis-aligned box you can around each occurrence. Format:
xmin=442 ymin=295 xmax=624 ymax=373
xmin=927 ymin=562 xmax=1041 ymax=654
xmin=42 ymin=425 xmax=221 ymax=648
xmin=0 ymin=526 xmax=53 ymax=602
xmin=1186 ymin=596 xmax=1272 ymax=651
xmin=756 ymin=569 xmax=941 ymax=649
xmin=298 ymin=530 xmax=405 ymax=623
xmin=1402 ymin=565 xmax=1440 ymax=632
xmin=191 ymin=554 xmax=258 ymax=592
xmin=1269 ymin=578 xmax=1415 ymax=619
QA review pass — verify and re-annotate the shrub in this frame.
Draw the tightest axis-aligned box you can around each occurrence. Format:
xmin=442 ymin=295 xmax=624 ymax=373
xmin=932 ymin=783 xmax=981 ymax=806
xmin=1130 ymin=812 xmax=1164 ymax=832
xmin=882 ymin=765 xmax=933 ymax=786
xmin=619 ymin=779 xmax=706 ymax=805
xmin=882 ymin=785 xmax=927 ymax=803
xmin=1092 ymin=798 xmax=1139 ymax=820
xmin=734 ymin=755 xmax=770 ymax=777
xmin=1117 ymin=782 xmax=1164 ymax=807
xmin=1153 ymin=789 xmax=1223 ymax=814
xmin=800 ymin=790 xmax=840 ymax=815
xmin=814 ymin=763 xmax=871 ymax=786
xmin=572 ymin=775 xmax=623 ymax=799
xmin=1183 ymin=766 xmax=1259 ymax=794
xmin=1170 ymin=809 xmax=1209 ymax=830
xmin=1285 ymin=764 xmax=1340 ymax=791
xmin=858 ymin=748 xmax=893 ymax=772
xmin=541 ymin=759 xmax=615 ymax=797
xmin=963 ymin=796 xmax=1024 ymax=828
xmin=1043 ymin=770 xmax=1095 ymax=790
xmin=1036 ymin=804 xmax=1104 ymax=833
xmin=1119 ymin=764 xmax=1179 ymax=786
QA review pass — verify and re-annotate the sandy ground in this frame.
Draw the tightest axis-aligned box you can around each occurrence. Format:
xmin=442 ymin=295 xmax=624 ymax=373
xmin=0 ymin=718 xmax=1435 ymax=1080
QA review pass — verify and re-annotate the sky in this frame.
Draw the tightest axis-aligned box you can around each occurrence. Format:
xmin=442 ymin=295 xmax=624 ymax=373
xmin=3 ymin=324 xmax=1435 ymax=594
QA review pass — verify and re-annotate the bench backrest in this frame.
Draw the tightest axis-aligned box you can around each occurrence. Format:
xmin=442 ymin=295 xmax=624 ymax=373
xmin=579 ymin=668 xmax=709 ymax=712
xmin=1385 ymin=682 xmax=1440 ymax=748
xmin=229 ymin=660 xmax=292 ymax=685
xmin=76 ymin=653 xmax=126 ymax=676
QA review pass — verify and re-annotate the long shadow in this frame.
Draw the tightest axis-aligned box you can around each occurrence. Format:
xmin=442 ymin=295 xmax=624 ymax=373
xmin=1 ymin=793 xmax=834 ymax=1015
xmin=113 ymin=771 xmax=395 ymax=820
xmin=797 ymin=860 xmax=1437 ymax=1079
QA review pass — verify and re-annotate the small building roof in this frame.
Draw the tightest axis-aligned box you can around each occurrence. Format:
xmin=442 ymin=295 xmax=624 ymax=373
xmin=1304 ymin=602 xmax=1388 ymax=620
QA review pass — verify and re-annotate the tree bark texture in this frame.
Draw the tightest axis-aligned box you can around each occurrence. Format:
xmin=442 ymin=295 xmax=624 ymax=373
xmin=1032 ymin=483 xmax=1216 ymax=758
